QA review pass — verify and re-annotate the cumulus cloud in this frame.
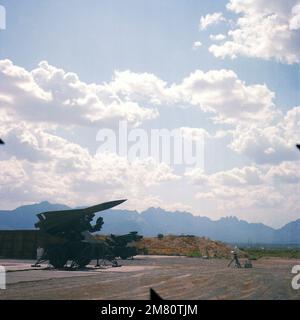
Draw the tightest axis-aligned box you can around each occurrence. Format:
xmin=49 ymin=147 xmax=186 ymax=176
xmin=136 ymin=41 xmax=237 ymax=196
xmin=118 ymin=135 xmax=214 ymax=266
xmin=210 ymin=34 xmax=227 ymax=41
xmin=0 ymin=60 xmax=181 ymax=209
xmin=176 ymin=69 xmax=277 ymax=125
xmin=180 ymin=127 xmax=211 ymax=140
xmin=185 ymin=162 xmax=300 ymax=226
xmin=0 ymin=59 xmax=157 ymax=128
xmin=266 ymin=160 xmax=300 ymax=184
xmin=229 ymin=106 xmax=300 ymax=164
xmin=209 ymin=0 xmax=300 ymax=64
xmin=34 ymin=63 xmax=294 ymax=166
xmin=186 ymin=165 xmax=263 ymax=188
xmin=199 ymin=12 xmax=226 ymax=30
xmin=1 ymin=61 xmax=296 ymax=170
xmin=1 ymin=60 xmax=299 ymax=226
xmin=192 ymin=41 xmax=202 ymax=50
xmin=105 ymin=68 xmax=277 ymax=126
xmin=103 ymin=70 xmax=174 ymax=107
xmin=290 ymin=3 xmax=300 ymax=29
xmin=0 ymin=123 xmax=179 ymax=209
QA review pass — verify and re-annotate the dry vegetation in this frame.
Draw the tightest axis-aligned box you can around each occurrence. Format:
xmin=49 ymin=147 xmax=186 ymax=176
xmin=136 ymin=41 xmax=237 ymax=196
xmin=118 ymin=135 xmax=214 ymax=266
xmin=134 ymin=235 xmax=233 ymax=258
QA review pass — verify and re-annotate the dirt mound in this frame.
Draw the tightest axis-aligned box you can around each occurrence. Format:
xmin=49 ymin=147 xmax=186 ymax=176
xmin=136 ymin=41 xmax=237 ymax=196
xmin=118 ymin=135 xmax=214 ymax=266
xmin=134 ymin=235 xmax=232 ymax=258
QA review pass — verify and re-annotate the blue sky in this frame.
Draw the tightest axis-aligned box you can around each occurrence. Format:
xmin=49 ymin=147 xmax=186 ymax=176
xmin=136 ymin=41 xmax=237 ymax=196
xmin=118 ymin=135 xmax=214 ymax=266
xmin=0 ymin=0 xmax=299 ymax=227
xmin=1 ymin=0 xmax=299 ymax=107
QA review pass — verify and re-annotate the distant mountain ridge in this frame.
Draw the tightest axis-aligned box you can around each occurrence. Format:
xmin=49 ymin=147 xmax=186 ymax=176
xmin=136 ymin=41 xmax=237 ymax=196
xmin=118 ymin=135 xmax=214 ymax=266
xmin=0 ymin=201 xmax=300 ymax=244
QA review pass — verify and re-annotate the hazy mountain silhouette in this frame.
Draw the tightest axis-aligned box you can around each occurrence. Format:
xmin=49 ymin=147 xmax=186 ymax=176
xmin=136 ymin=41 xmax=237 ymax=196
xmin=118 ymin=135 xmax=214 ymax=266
xmin=0 ymin=202 xmax=299 ymax=244
xmin=0 ymin=201 xmax=69 ymax=229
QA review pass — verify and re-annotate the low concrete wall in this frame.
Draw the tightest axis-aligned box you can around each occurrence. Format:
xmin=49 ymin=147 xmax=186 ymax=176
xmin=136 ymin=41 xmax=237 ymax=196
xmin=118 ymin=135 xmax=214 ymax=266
xmin=0 ymin=230 xmax=62 ymax=259
xmin=0 ymin=230 xmax=40 ymax=259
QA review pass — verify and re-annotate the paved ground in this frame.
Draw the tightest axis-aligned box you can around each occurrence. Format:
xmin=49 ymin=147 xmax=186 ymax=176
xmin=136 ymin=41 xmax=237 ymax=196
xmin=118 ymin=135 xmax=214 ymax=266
xmin=0 ymin=256 xmax=300 ymax=300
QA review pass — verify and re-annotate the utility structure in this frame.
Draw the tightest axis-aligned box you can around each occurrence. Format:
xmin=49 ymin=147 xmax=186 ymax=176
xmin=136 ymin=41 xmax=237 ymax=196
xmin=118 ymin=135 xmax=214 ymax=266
xmin=227 ymin=246 xmax=242 ymax=268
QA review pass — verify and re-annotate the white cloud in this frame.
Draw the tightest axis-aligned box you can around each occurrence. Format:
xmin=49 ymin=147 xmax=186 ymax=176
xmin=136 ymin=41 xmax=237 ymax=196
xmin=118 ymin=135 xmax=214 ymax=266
xmin=1 ymin=60 xmax=299 ymax=226
xmin=229 ymin=106 xmax=300 ymax=164
xmin=0 ymin=124 xmax=179 ymax=209
xmin=2 ymin=61 xmax=296 ymax=167
xmin=0 ymin=59 xmax=158 ymax=128
xmin=176 ymin=69 xmax=277 ymax=125
xmin=210 ymin=34 xmax=227 ymax=41
xmin=209 ymin=0 xmax=300 ymax=64
xmin=103 ymin=70 xmax=174 ymax=107
xmin=199 ymin=12 xmax=226 ymax=31
xmin=106 ymin=68 xmax=277 ymax=126
xmin=89 ymin=68 xmax=269 ymax=132
xmin=73 ymin=66 xmax=298 ymax=166
xmin=192 ymin=41 xmax=202 ymax=50
xmin=180 ymin=127 xmax=211 ymax=140
xmin=159 ymin=202 xmax=193 ymax=213
xmin=186 ymin=165 xmax=263 ymax=188
xmin=266 ymin=160 xmax=300 ymax=184
xmin=185 ymin=161 xmax=300 ymax=226
xmin=290 ymin=3 xmax=300 ymax=29
xmin=0 ymin=60 xmax=181 ymax=210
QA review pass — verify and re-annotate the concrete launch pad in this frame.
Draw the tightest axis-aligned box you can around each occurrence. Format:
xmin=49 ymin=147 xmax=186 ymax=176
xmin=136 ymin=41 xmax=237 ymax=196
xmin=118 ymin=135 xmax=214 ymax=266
xmin=1 ymin=255 xmax=300 ymax=300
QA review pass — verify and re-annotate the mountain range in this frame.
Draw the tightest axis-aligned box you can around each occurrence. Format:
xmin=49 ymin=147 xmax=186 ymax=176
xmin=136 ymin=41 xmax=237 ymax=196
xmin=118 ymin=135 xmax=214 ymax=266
xmin=0 ymin=201 xmax=300 ymax=245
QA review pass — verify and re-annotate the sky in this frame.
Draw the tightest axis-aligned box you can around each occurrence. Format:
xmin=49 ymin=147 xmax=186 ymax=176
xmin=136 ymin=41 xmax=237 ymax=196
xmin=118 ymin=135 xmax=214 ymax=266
xmin=0 ymin=0 xmax=299 ymax=228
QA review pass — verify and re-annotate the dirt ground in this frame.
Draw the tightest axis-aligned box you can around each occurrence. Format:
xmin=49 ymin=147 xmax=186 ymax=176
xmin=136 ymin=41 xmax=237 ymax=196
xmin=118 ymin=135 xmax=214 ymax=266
xmin=1 ymin=255 xmax=300 ymax=300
